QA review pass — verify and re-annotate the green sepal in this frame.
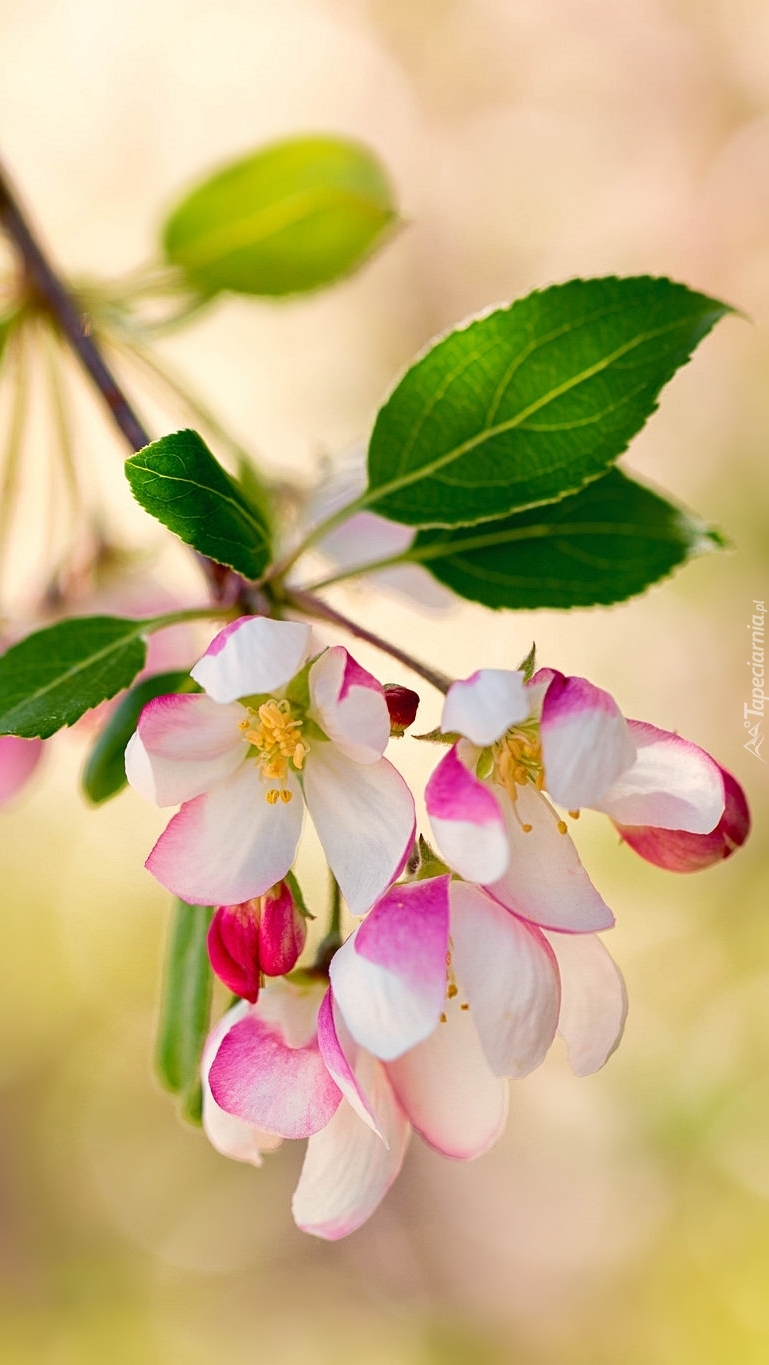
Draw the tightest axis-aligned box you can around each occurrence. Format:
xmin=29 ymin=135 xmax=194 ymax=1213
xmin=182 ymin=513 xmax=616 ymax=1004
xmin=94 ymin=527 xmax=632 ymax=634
xmin=81 ymin=669 xmax=199 ymax=805
xmin=516 ymin=644 xmax=537 ymax=681
xmin=285 ymin=869 xmax=315 ymax=921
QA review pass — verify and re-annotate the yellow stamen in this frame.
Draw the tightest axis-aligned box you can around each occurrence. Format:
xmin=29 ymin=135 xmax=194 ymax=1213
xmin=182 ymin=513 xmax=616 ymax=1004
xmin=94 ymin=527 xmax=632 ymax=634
xmin=241 ymin=696 xmax=309 ymax=804
xmin=557 ymin=819 xmax=568 ymax=835
xmin=568 ymin=809 xmax=580 ymax=819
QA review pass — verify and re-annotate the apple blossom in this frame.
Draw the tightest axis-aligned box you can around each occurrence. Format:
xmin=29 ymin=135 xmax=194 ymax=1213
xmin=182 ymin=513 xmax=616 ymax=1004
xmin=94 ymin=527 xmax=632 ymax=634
xmin=125 ymin=615 xmax=415 ymax=914
xmin=425 ymin=666 xmax=749 ymax=929
xmin=203 ymin=875 xmax=626 ymax=1239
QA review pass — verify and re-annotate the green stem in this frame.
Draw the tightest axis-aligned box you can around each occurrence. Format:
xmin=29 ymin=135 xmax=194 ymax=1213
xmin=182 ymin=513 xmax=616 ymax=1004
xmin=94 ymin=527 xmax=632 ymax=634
xmin=286 ymin=587 xmax=452 ymax=694
xmin=265 ymin=492 xmax=369 ymax=585
xmin=0 ymin=323 xmax=28 ymax=568
xmin=313 ymin=872 xmax=343 ymax=973
xmin=302 ymin=549 xmax=413 ymax=593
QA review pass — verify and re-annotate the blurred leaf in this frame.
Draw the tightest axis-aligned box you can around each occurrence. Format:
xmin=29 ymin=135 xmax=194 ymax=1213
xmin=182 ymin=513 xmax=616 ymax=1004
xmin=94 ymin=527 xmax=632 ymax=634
xmin=155 ymin=900 xmax=214 ymax=1123
xmin=162 ymin=134 xmax=397 ymax=297
xmin=0 ymin=616 xmax=150 ymax=739
xmin=410 ymin=468 xmax=724 ymax=608
xmin=125 ymin=429 xmax=272 ymax=577
xmin=81 ymin=669 xmax=197 ymax=804
xmin=365 ymin=276 xmax=731 ymax=528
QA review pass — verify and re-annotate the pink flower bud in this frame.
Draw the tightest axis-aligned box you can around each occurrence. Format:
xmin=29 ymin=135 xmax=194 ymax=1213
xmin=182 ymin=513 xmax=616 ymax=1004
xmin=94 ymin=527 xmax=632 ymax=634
xmin=616 ymin=765 xmax=751 ymax=872
xmin=384 ymin=684 xmax=420 ymax=736
xmin=259 ymin=880 xmax=307 ymax=976
xmin=208 ymin=900 xmax=262 ymax=1002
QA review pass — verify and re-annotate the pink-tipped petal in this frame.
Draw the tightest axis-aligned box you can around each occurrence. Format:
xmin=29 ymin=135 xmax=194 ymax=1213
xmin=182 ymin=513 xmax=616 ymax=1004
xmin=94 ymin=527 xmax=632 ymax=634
xmin=292 ymin=1053 xmax=410 ymax=1240
xmin=540 ymin=672 xmax=636 ymax=810
xmin=425 ymin=745 xmax=509 ymax=883
xmin=449 ymin=882 xmax=560 ymax=1078
xmin=201 ymin=1005 xmax=283 ymax=1165
xmin=543 ymin=931 xmax=628 ymax=1076
xmin=615 ymin=763 xmax=750 ymax=871
xmin=146 ymin=761 xmax=303 ymax=905
xmin=303 ymin=746 xmax=415 ymax=916
xmin=486 ymin=784 xmax=615 ymax=932
xmin=330 ymin=877 xmax=451 ymax=1061
xmin=316 ymin=990 xmax=382 ymax=1136
xmin=126 ymin=692 xmax=245 ymax=806
xmin=442 ymin=669 xmax=530 ymax=746
xmin=386 ymin=993 xmax=508 ymax=1160
xmin=191 ymin=616 xmax=312 ymax=703
xmin=0 ymin=735 xmax=44 ymax=805
xmin=596 ymin=720 xmax=726 ymax=832
xmin=308 ymin=647 xmax=389 ymax=763
xmin=208 ymin=985 xmax=342 ymax=1139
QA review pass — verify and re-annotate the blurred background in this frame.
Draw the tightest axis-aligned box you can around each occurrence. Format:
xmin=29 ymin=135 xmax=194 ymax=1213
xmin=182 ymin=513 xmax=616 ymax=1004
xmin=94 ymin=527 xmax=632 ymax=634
xmin=1 ymin=0 xmax=768 ymax=1360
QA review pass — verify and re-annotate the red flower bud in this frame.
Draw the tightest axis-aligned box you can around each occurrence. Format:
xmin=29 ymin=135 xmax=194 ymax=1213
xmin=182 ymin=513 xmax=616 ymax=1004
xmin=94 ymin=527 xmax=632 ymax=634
xmin=384 ymin=684 xmax=420 ymax=736
xmin=207 ymin=899 xmax=262 ymax=1002
xmin=259 ymin=880 xmax=307 ymax=976
xmin=616 ymin=765 xmax=750 ymax=872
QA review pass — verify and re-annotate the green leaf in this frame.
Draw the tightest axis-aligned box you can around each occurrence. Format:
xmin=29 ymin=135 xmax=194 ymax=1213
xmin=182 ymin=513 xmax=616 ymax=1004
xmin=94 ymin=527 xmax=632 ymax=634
xmin=162 ymin=134 xmax=397 ymax=297
xmin=409 ymin=467 xmax=724 ymax=609
xmin=365 ymin=276 xmax=731 ymax=528
xmin=155 ymin=900 xmax=214 ymax=1124
xmin=0 ymin=616 xmax=151 ymax=739
xmin=125 ymin=429 xmax=271 ymax=578
xmin=82 ymin=669 xmax=197 ymax=805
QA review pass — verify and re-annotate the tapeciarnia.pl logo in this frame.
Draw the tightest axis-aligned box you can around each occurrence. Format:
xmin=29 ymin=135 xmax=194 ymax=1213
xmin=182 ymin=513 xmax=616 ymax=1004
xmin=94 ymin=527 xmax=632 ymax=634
xmin=744 ymin=599 xmax=766 ymax=761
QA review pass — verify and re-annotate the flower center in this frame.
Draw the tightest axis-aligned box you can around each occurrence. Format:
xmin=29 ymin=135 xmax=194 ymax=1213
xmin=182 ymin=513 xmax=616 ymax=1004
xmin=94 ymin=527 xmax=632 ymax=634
xmin=491 ymin=724 xmax=570 ymax=835
xmin=239 ymin=698 xmax=309 ymax=804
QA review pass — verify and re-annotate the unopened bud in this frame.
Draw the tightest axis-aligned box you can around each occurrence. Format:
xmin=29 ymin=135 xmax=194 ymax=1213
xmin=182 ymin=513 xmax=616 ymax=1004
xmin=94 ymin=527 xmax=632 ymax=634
xmin=384 ymin=684 xmax=420 ymax=736
xmin=259 ymin=880 xmax=307 ymax=976
xmin=207 ymin=900 xmax=262 ymax=1002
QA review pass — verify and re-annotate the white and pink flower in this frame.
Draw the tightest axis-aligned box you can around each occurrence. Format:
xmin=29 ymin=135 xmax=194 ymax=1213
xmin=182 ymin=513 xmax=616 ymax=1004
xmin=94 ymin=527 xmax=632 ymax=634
xmin=125 ymin=615 xmax=416 ymax=914
xmin=425 ymin=666 xmax=749 ymax=930
xmin=203 ymin=874 xmax=626 ymax=1239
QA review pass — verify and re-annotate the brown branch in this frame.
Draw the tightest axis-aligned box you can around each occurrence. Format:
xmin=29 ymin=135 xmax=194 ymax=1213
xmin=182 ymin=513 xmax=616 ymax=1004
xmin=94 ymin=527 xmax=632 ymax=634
xmin=287 ymin=588 xmax=452 ymax=694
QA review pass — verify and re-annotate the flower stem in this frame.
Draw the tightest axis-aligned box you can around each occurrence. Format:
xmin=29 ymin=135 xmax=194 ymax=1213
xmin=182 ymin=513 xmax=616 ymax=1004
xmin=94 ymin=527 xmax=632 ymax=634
xmin=286 ymin=587 xmax=452 ymax=694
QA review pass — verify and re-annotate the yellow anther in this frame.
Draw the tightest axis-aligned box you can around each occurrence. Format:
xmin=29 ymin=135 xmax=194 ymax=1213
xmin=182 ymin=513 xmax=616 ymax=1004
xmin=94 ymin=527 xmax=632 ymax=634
xmin=521 ymin=823 xmax=533 ymax=833
xmin=447 ymin=982 xmax=458 ymax=999
xmin=460 ymin=1002 xmax=469 ymax=1012
xmin=439 ymin=1011 xmax=447 ymax=1024
xmin=279 ymin=789 xmax=293 ymax=804
xmin=266 ymin=789 xmax=280 ymax=806
xmin=240 ymin=695 xmax=309 ymax=804
xmin=568 ymin=809 xmax=580 ymax=819
xmin=557 ymin=819 xmax=568 ymax=835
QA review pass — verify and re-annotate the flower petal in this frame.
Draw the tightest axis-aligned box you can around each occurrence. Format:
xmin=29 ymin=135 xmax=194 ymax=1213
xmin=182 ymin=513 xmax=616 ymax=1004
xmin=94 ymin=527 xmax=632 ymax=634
xmin=540 ymin=672 xmax=636 ymax=810
xmin=201 ymin=1004 xmax=283 ymax=1165
xmin=543 ymin=931 xmax=628 ymax=1076
xmin=330 ymin=877 xmax=451 ymax=1061
xmin=292 ymin=1054 xmax=410 ymax=1240
xmin=303 ymin=746 xmax=415 ymax=915
xmin=486 ymin=784 xmax=615 ymax=932
xmin=316 ymin=989 xmax=382 ymax=1136
xmin=0 ymin=735 xmax=44 ymax=805
xmin=308 ymin=647 xmax=389 ymax=763
xmin=449 ymin=882 xmax=560 ymax=1078
xmin=191 ymin=616 xmax=312 ymax=703
xmin=425 ymin=744 xmax=509 ymax=883
xmin=596 ymin=720 xmax=725 ymax=832
xmin=442 ymin=669 xmax=530 ymax=746
xmin=125 ymin=692 xmax=245 ymax=806
xmin=615 ymin=763 xmax=750 ymax=871
xmin=146 ymin=760 xmax=303 ymax=905
xmin=386 ymin=993 xmax=508 ymax=1160
xmin=208 ymin=984 xmax=342 ymax=1139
